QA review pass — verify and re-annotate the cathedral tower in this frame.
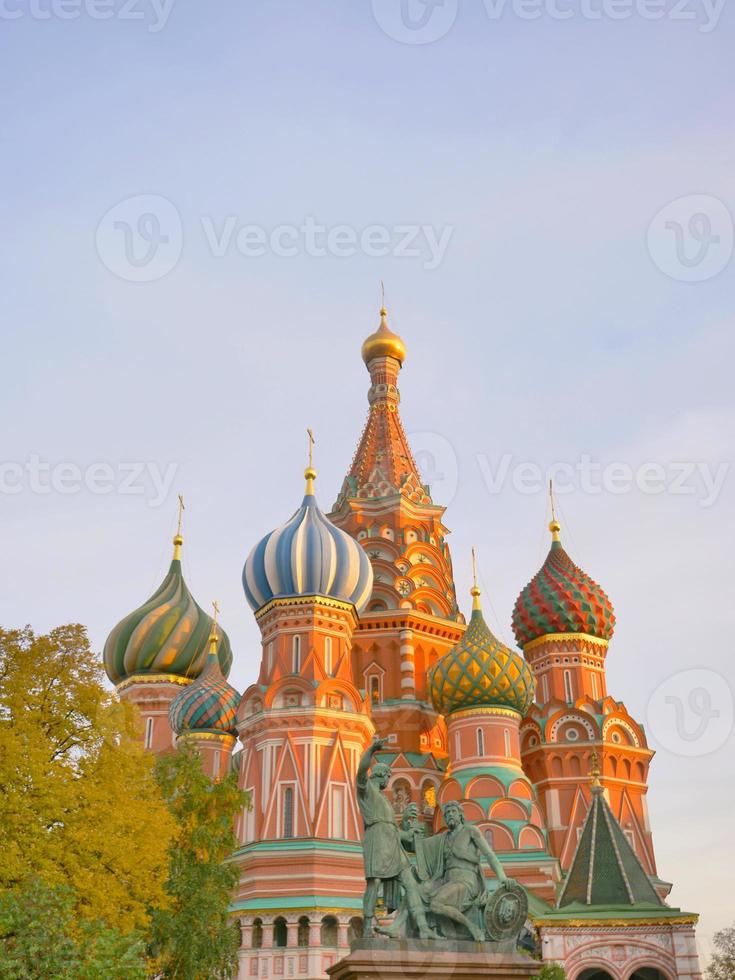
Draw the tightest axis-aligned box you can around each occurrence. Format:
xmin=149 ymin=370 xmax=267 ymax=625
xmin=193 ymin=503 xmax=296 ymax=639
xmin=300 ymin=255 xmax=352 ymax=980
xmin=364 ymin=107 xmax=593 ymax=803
xmin=428 ymin=572 xmax=559 ymax=902
xmin=103 ymin=524 xmax=233 ymax=754
xmin=234 ymin=464 xmax=375 ymax=978
xmin=514 ymin=516 xmax=659 ymax=883
xmin=329 ymin=308 xmax=464 ymax=818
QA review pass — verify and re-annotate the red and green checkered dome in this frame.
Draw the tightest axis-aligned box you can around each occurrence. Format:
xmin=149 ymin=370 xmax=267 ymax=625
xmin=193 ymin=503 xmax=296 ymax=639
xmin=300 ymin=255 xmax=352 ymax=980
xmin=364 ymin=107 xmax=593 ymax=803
xmin=103 ymin=537 xmax=233 ymax=685
xmin=169 ymin=640 xmax=240 ymax=737
xmin=512 ymin=522 xmax=615 ymax=648
xmin=429 ymin=591 xmax=535 ymax=716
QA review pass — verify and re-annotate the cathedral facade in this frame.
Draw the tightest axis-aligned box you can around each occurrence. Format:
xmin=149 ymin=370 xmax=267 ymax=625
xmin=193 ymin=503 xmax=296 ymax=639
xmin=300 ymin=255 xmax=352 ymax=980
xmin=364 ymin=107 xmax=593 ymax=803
xmin=103 ymin=308 xmax=701 ymax=980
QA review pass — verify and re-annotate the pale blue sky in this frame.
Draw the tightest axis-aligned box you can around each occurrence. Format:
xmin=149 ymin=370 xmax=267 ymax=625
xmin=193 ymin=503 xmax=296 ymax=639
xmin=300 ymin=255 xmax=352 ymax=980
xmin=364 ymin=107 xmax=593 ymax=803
xmin=1 ymin=0 xmax=733 ymax=959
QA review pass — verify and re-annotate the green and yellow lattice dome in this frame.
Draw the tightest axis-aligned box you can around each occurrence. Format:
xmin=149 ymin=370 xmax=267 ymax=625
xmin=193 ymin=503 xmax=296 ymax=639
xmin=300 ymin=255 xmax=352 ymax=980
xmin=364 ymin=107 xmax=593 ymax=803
xmin=429 ymin=587 xmax=535 ymax=716
xmin=103 ymin=533 xmax=233 ymax=686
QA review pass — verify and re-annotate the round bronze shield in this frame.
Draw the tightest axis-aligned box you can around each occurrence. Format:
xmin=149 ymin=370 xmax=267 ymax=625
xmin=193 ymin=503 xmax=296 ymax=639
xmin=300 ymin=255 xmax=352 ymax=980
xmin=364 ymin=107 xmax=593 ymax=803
xmin=484 ymin=881 xmax=528 ymax=942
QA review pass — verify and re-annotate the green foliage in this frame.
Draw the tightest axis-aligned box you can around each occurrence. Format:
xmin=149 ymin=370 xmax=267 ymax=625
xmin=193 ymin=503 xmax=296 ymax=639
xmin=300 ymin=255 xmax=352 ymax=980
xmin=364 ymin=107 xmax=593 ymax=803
xmin=0 ymin=625 xmax=174 ymax=935
xmin=151 ymin=742 xmax=249 ymax=980
xmin=707 ymin=926 xmax=735 ymax=980
xmin=538 ymin=964 xmax=567 ymax=980
xmin=0 ymin=878 xmax=146 ymax=979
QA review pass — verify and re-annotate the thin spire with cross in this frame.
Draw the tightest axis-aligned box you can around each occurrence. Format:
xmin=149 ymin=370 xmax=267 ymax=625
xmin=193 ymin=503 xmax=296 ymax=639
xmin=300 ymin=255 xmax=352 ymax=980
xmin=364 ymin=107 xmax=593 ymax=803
xmin=173 ymin=494 xmax=185 ymax=560
xmin=549 ymin=479 xmax=561 ymax=541
xmin=209 ymin=599 xmax=220 ymax=655
xmin=305 ymin=428 xmax=317 ymax=494
xmin=470 ymin=547 xmax=481 ymax=610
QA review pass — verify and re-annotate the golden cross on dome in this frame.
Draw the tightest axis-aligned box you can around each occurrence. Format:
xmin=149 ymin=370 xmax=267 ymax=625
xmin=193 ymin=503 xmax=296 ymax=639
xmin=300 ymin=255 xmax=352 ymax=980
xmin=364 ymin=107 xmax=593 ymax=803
xmin=305 ymin=428 xmax=317 ymax=494
xmin=172 ymin=494 xmax=185 ymax=560
xmin=470 ymin=547 xmax=481 ymax=610
xmin=209 ymin=600 xmax=220 ymax=655
xmin=380 ymin=280 xmax=385 ymax=311
xmin=549 ymin=480 xmax=561 ymax=541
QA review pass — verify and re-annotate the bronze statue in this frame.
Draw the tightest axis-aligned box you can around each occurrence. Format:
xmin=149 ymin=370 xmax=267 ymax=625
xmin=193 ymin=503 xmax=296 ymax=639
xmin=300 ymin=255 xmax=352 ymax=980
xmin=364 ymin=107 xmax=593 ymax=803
xmin=356 ymin=737 xmax=438 ymax=939
xmin=356 ymin=738 xmax=528 ymax=945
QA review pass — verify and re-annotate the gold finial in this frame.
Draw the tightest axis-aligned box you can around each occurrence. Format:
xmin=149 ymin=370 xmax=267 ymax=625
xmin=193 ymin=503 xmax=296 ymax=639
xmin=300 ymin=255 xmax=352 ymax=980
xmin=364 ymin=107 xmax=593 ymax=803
xmin=304 ymin=428 xmax=317 ymax=494
xmin=173 ymin=494 xmax=185 ymax=560
xmin=361 ymin=294 xmax=407 ymax=367
xmin=470 ymin=547 xmax=482 ymax=611
xmin=589 ymin=750 xmax=603 ymax=794
xmin=209 ymin=599 xmax=220 ymax=656
xmin=548 ymin=480 xmax=561 ymax=541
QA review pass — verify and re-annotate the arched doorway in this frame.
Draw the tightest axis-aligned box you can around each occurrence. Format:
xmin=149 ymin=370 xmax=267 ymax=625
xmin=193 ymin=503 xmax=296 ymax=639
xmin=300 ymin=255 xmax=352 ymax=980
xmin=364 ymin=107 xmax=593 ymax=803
xmin=579 ymin=969 xmax=616 ymax=980
xmin=630 ymin=970 xmax=669 ymax=980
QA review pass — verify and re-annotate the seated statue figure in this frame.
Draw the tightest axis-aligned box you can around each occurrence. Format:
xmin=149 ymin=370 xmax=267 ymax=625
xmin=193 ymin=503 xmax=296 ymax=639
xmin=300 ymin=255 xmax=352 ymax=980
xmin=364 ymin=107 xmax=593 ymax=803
xmin=417 ymin=801 xmax=510 ymax=941
xmin=377 ymin=800 xmax=517 ymax=943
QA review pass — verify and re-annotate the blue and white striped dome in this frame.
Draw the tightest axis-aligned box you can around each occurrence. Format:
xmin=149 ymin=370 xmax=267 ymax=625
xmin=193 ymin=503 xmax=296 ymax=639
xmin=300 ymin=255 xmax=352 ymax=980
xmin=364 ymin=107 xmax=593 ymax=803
xmin=242 ymin=472 xmax=373 ymax=614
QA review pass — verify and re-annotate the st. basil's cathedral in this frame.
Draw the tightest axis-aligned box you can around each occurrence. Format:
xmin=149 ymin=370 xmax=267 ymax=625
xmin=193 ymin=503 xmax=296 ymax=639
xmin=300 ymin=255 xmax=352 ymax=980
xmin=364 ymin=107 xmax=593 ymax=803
xmin=103 ymin=307 xmax=702 ymax=980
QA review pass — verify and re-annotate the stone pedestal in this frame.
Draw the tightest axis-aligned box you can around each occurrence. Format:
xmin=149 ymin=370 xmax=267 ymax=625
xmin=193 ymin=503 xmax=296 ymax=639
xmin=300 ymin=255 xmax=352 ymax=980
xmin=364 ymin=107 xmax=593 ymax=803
xmin=327 ymin=938 xmax=539 ymax=980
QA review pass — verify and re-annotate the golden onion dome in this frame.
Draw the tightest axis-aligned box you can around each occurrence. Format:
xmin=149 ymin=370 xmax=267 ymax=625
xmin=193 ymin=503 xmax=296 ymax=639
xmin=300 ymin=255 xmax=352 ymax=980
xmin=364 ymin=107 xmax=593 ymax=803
xmin=361 ymin=308 xmax=407 ymax=366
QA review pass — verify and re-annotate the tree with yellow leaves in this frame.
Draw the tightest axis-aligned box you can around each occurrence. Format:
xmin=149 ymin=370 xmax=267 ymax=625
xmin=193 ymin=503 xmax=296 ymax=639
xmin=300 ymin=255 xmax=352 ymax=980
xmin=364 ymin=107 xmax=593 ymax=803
xmin=0 ymin=625 xmax=175 ymax=939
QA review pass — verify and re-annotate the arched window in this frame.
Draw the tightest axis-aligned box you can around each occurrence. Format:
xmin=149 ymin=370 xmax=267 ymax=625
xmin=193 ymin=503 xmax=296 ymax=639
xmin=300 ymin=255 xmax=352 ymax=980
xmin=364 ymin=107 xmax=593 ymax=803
xmin=324 ymin=636 xmax=332 ymax=675
xmin=476 ymin=727 xmax=484 ymax=756
xmin=297 ymin=916 xmax=310 ymax=947
xmin=563 ymin=669 xmax=574 ymax=703
xmin=369 ymin=675 xmax=381 ymax=703
xmin=590 ymin=671 xmax=599 ymax=699
xmin=347 ymin=917 xmax=364 ymax=943
xmin=252 ymin=919 xmax=263 ymax=949
xmin=144 ymin=716 xmax=154 ymax=749
xmin=267 ymin=641 xmax=274 ymax=673
xmin=541 ymin=674 xmax=549 ymax=702
xmin=283 ymin=787 xmax=294 ymax=838
xmin=292 ymin=635 xmax=301 ymax=673
xmin=320 ymin=915 xmax=338 ymax=947
xmin=273 ymin=916 xmax=288 ymax=948
xmin=212 ymin=751 xmax=220 ymax=779
xmin=503 ymin=729 xmax=511 ymax=757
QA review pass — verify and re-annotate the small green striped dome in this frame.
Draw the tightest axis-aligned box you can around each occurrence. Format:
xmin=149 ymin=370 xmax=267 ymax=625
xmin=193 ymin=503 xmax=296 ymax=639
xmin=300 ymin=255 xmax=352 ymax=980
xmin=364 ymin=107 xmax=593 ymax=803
xmin=169 ymin=640 xmax=240 ymax=737
xmin=103 ymin=538 xmax=233 ymax=685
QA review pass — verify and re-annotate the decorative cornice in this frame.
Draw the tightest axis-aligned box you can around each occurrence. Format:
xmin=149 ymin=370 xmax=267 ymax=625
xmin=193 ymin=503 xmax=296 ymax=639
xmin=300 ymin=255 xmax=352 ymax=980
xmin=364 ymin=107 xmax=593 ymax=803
xmin=177 ymin=731 xmax=237 ymax=748
xmin=254 ymin=594 xmax=357 ymax=622
xmin=534 ymin=915 xmax=699 ymax=928
xmin=524 ymin=632 xmax=609 ymax=654
xmin=116 ymin=673 xmax=194 ymax=694
xmin=449 ymin=706 xmax=522 ymax=721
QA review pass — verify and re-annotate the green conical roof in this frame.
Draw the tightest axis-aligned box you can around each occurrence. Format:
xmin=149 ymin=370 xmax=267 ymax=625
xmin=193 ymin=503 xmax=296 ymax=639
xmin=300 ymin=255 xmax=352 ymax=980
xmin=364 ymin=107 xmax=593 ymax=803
xmin=558 ymin=786 xmax=662 ymax=908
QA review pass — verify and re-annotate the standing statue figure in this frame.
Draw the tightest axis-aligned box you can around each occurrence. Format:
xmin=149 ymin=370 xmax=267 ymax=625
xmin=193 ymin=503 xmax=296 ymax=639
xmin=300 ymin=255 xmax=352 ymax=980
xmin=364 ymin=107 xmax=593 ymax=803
xmin=356 ymin=737 xmax=438 ymax=939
